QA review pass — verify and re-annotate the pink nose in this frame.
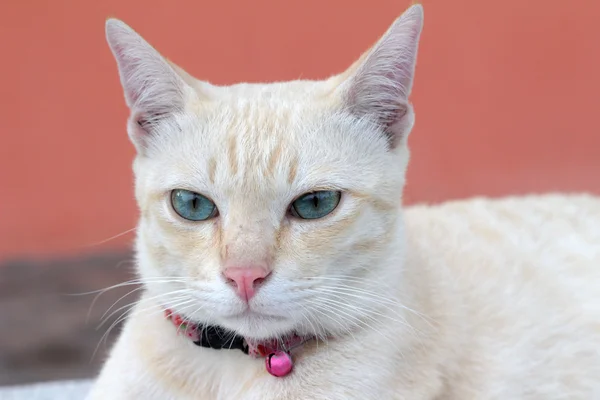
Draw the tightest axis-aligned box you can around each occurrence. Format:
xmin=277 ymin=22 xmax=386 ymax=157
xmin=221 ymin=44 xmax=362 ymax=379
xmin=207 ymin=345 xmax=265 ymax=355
xmin=223 ymin=266 xmax=271 ymax=302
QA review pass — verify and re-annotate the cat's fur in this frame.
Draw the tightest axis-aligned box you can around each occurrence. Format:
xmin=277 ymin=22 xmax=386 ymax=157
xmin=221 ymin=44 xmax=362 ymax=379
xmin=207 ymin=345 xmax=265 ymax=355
xmin=89 ymin=5 xmax=600 ymax=399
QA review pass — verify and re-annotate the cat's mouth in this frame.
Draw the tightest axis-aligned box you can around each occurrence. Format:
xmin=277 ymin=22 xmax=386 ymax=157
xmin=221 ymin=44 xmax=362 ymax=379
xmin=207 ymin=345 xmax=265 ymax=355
xmin=225 ymin=309 xmax=287 ymax=322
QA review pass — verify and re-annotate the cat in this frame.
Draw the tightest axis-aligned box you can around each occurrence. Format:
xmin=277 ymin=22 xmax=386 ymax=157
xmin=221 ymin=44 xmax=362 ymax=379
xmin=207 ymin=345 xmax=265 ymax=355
xmin=88 ymin=4 xmax=600 ymax=399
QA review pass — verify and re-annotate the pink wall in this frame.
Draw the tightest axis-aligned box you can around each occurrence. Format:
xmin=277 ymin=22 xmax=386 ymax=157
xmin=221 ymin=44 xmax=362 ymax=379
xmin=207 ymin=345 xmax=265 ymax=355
xmin=1 ymin=0 xmax=599 ymax=259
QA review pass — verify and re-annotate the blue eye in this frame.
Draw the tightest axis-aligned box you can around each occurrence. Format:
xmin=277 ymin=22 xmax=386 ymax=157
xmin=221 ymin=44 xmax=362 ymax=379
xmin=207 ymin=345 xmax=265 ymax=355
xmin=171 ymin=189 xmax=217 ymax=221
xmin=290 ymin=191 xmax=341 ymax=220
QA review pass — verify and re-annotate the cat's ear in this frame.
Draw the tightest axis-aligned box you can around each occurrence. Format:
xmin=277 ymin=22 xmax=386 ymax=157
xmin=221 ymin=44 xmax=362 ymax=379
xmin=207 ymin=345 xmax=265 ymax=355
xmin=105 ymin=19 xmax=198 ymax=152
xmin=335 ymin=5 xmax=423 ymax=148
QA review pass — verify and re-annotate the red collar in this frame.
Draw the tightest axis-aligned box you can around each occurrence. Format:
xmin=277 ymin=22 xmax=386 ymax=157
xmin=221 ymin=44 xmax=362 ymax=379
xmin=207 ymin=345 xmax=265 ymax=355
xmin=164 ymin=309 xmax=310 ymax=377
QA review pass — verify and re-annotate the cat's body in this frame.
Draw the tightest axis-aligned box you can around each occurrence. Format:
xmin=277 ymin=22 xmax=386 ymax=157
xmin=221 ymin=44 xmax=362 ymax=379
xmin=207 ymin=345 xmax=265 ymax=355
xmin=90 ymin=5 xmax=600 ymax=399
xmin=90 ymin=194 xmax=600 ymax=400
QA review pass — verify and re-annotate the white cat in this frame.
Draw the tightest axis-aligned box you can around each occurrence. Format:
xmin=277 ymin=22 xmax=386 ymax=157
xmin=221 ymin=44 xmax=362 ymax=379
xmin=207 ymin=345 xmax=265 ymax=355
xmin=88 ymin=5 xmax=600 ymax=399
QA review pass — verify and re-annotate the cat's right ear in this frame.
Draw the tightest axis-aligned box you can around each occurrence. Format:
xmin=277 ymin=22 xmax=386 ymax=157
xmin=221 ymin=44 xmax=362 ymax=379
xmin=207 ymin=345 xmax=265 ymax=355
xmin=332 ymin=5 xmax=423 ymax=149
xmin=105 ymin=19 xmax=198 ymax=153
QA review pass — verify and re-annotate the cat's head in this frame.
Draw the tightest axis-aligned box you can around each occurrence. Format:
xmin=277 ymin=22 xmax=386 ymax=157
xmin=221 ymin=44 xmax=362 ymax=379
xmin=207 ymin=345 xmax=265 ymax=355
xmin=106 ymin=5 xmax=423 ymax=340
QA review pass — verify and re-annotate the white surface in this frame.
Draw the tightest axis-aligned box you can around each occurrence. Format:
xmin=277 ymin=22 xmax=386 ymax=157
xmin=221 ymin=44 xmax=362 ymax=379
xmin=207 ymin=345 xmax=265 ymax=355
xmin=0 ymin=379 xmax=93 ymax=399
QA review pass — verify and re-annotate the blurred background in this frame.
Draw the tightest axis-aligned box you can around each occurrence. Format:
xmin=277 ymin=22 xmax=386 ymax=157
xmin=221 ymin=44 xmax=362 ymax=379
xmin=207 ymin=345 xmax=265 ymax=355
xmin=1 ymin=0 xmax=599 ymax=387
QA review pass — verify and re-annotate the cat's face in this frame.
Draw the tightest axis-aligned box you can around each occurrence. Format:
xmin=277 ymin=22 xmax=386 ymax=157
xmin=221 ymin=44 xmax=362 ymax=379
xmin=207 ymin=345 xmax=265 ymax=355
xmin=107 ymin=5 xmax=423 ymax=339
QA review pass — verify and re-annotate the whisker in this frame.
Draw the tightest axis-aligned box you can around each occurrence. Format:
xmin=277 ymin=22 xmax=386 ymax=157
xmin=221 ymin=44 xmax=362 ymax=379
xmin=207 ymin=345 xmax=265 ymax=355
xmin=305 ymin=298 xmax=401 ymax=353
xmin=81 ymin=227 xmax=137 ymax=248
xmin=97 ymin=288 xmax=193 ymax=329
xmin=96 ymin=286 xmax=145 ymax=324
xmin=312 ymin=287 xmax=425 ymax=331
xmin=301 ymin=281 xmax=436 ymax=326
xmin=78 ymin=276 xmax=189 ymax=322
xmin=297 ymin=304 xmax=323 ymax=342
xmin=72 ymin=277 xmax=190 ymax=296
xmin=95 ymin=294 xmax=196 ymax=357
xmin=304 ymin=299 xmax=358 ymax=341
xmin=304 ymin=288 xmax=422 ymax=338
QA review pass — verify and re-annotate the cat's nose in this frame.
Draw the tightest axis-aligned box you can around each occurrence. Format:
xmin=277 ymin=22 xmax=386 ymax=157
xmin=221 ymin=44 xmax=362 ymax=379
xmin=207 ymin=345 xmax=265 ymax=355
xmin=223 ymin=266 xmax=271 ymax=302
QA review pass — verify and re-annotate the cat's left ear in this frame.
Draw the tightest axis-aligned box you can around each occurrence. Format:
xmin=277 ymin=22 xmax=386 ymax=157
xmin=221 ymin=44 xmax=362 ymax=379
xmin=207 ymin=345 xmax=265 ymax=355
xmin=105 ymin=19 xmax=200 ymax=153
xmin=335 ymin=5 xmax=424 ymax=148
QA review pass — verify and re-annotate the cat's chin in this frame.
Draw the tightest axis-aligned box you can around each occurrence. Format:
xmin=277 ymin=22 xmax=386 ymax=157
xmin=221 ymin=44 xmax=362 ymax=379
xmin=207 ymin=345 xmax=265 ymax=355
xmin=218 ymin=311 xmax=297 ymax=340
xmin=223 ymin=314 xmax=294 ymax=340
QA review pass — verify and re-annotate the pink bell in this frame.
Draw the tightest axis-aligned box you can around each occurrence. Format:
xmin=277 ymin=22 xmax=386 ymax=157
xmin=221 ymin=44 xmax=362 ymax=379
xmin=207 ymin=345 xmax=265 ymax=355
xmin=265 ymin=351 xmax=293 ymax=377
